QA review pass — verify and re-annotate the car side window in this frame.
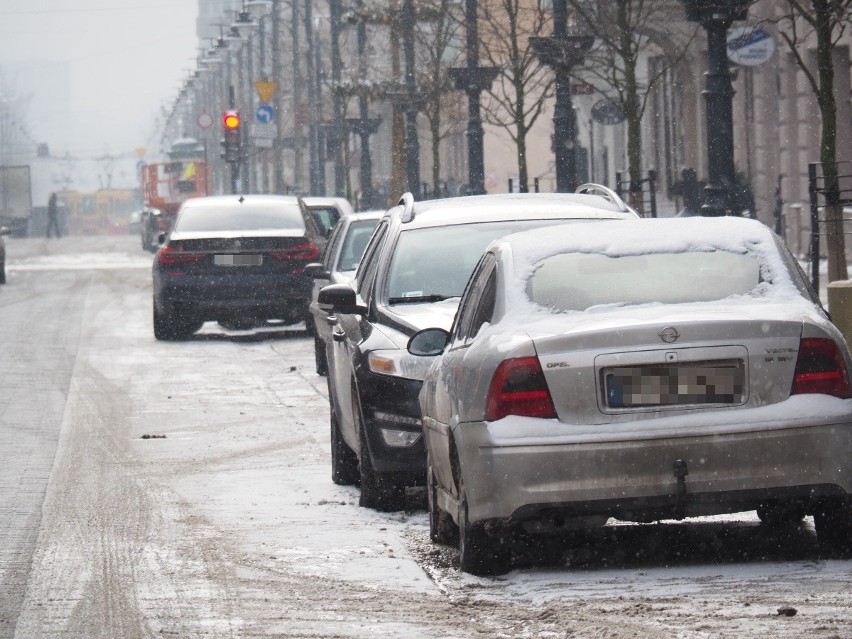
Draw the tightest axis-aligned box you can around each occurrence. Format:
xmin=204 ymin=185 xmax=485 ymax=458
xmin=468 ymin=269 xmax=497 ymax=339
xmin=454 ymin=253 xmax=496 ymax=343
xmin=321 ymin=222 xmax=346 ymax=270
xmin=356 ymin=222 xmax=388 ymax=300
xmin=309 ymin=206 xmax=340 ymax=236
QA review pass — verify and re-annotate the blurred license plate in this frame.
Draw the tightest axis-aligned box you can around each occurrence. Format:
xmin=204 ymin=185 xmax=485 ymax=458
xmin=214 ymin=254 xmax=262 ymax=266
xmin=605 ymin=362 xmax=744 ymax=408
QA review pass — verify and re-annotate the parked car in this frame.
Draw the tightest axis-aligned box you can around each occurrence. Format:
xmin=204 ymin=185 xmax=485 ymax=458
xmin=306 ymin=210 xmax=383 ymax=375
xmin=318 ymin=187 xmax=639 ymax=511
xmin=302 ymin=196 xmax=355 ymax=249
xmin=0 ymin=226 xmax=9 ymax=284
xmin=152 ymin=195 xmax=321 ymax=340
xmin=410 ymin=216 xmax=852 ymax=575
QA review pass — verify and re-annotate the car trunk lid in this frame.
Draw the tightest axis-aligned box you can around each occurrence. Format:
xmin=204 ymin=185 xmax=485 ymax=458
xmin=530 ymin=314 xmax=804 ymax=424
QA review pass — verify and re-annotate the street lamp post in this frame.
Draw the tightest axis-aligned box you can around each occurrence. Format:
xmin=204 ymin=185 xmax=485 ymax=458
xmin=680 ymin=0 xmax=749 ymax=216
xmin=329 ymin=0 xmax=346 ymax=198
xmin=448 ymin=0 xmax=498 ymax=195
xmin=530 ymin=0 xmax=593 ymax=193
xmin=303 ymin=0 xmax=324 ymax=195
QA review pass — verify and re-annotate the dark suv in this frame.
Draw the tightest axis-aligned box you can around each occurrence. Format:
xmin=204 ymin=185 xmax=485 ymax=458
xmin=319 ymin=188 xmax=639 ymax=511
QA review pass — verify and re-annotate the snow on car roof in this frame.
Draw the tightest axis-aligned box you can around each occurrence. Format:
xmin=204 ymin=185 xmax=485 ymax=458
xmin=493 ymin=216 xmax=815 ymax=324
xmin=397 ymin=193 xmax=638 ymax=229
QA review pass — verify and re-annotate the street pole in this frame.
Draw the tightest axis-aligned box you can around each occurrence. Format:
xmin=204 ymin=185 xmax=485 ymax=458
xmin=449 ymin=0 xmax=497 ymax=195
xmin=680 ymin=0 xmax=749 ymax=216
xmin=291 ymin=0 xmax=304 ymax=194
xmin=304 ymin=0 xmax=323 ymax=195
xmin=530 ymin=2 xmax=593 ymax=193
xmin=552 ymin=0 xmax=573 ymax=193
xmin=355 ymin=0 xmax=380 ymax=208
xmin=329 ymin=0 xmax=347 ymax=198
xmin=272 ymin=0 xmax=287 ymax=194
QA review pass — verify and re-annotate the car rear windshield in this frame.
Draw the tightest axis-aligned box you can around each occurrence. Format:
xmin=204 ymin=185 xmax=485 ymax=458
xmin=386 ymin=220 xmax=564 ymax=302
xmin=528 ymin=250 xmax=761 ymax=312
xmin=175 ymin=203 xmax=305 ymax=233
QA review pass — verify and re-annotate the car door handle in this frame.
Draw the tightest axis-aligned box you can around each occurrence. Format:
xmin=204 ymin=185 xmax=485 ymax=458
xmin=332 ymin=330 xmax=345 ymax=342
xmin=325 ymin=314 xmax=338 ymax=327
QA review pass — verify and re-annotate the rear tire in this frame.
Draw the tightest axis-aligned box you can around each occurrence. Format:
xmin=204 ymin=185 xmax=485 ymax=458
xmin=315 ymin=336 xmax=328 ymax=376
xmin=814 ymin=498 xmax=852 ymax=558
xmin=458 ymin=482 xmax=511 ymax=576
xmin=428 ymin=462 xmax=457 ymax=545
xmin=154 ymin=304 xmax=200 ymax=341
xmin=331 ymin=410 xmax=359 ymax=486
xmin=153 ymin=304 xmax=175 ymax=340
xmin=354 ymin=391 xmax=405 ymax=512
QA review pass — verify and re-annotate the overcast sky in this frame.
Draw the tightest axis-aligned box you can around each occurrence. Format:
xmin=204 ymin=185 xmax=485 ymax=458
xmin=0 ymin=1 xmax=198 ymax=159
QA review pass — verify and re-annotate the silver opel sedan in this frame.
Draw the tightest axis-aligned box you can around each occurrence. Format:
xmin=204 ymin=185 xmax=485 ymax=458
xmin=412 ymin=216 xmax=852 ymax=576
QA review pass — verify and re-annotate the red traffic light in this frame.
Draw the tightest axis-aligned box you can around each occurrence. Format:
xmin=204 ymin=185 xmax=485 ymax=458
xmin=223 ymin=111 xmax=241 ymax=130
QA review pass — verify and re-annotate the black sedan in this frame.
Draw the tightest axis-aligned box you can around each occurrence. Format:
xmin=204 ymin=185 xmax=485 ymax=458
xmin=152 ymin=195 xmax=321 ymax=340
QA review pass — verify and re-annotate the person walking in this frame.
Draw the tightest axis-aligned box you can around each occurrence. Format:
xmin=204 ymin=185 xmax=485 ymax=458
xmin=46 ymin=192 xmax=61 ymax=238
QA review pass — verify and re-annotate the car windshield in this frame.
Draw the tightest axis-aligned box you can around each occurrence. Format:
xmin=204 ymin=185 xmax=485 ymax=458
xmin=338 ymin=219 xmax=380 ymax=272
xmin=386 ymin=220 xmax=564 ymax=302
xmin=528 ymin=250 xmax=761 ymax=312
xmin=174 ymin=203 xmax=305 ymax=233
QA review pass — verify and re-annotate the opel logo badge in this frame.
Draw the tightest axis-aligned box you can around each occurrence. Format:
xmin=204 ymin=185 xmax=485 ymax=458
xmin=659 ymin=326 xmax=680 ymax=343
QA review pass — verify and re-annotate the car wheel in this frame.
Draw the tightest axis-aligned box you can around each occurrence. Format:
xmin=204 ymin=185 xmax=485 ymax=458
xmin=353 ymin=390 xmax=405 ymax=512
xmin=458 ymin=481 xmax=511 ymax=576
xmin=756 ymin=502 xmax=806 ymax=527
xmin=0 ymin=260 xmax=5 ymax=285
xmin=814 ymin=498 xmax=852 ymax=558
xmin=153 ymin=304 xmax=177 ymax=340
xmin=427 ymin=461 xmax=458 ymax=546
xmin=315 ymin=336 xmax=328 ymax=376
xmin=331 ymin=409 xmax=359 ymax=486
xmin=154 ymin=304 xmax=200 ymax=341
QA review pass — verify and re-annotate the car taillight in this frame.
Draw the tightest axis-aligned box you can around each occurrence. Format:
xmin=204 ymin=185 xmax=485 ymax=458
xmin=270 ymin=241 xmax=320 ymax=262
xmin=158 ymin=245 xmax=206 ymax=266
xmin=485 ymin=356 xmax=557 ymax=421
xmin=791 ymin=338 xmax=852 ymax=398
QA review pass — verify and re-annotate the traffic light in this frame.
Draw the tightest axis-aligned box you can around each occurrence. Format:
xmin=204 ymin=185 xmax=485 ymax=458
xmin=221 ymin=110 xmax=242 ymax=163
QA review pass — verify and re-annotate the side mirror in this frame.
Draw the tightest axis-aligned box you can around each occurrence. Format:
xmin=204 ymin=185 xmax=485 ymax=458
xmin=157 ymin=232 xmax=167 ymax=245
xmin=305 ymin=262 xmax=330 ymax=279
xmin=407 ymin=328 xmax=451 ymax=357
xmin=318 ymin=283 xmax=367 ymax=315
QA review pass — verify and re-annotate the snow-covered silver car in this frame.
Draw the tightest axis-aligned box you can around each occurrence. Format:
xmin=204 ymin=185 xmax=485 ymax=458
xmin=412 ymin=217 xmax=852 ymax=576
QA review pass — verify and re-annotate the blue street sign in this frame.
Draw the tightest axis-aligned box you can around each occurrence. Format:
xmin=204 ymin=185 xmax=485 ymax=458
xmin=256 ymin=105 xmax=275 ymax=124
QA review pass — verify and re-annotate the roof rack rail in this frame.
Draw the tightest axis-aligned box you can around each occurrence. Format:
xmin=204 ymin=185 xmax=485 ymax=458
xmin=576 ymin=183 xmax=630 ymax=213
xmin=399 ymin=192 xmax=416 ymax=223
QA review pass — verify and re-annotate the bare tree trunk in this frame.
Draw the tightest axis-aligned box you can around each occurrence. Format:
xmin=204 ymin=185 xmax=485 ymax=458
xmin=431 ymin=114 xmax=442 ymax=197
xmin=390 ymin=1 xmax=407 ymax=204
xmin=815 ymin=0 xmax=847 ymax=281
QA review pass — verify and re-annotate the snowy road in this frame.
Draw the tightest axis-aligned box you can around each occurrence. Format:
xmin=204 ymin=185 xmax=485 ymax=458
xmin=1 ymin=235 xmax=850 ymax=638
